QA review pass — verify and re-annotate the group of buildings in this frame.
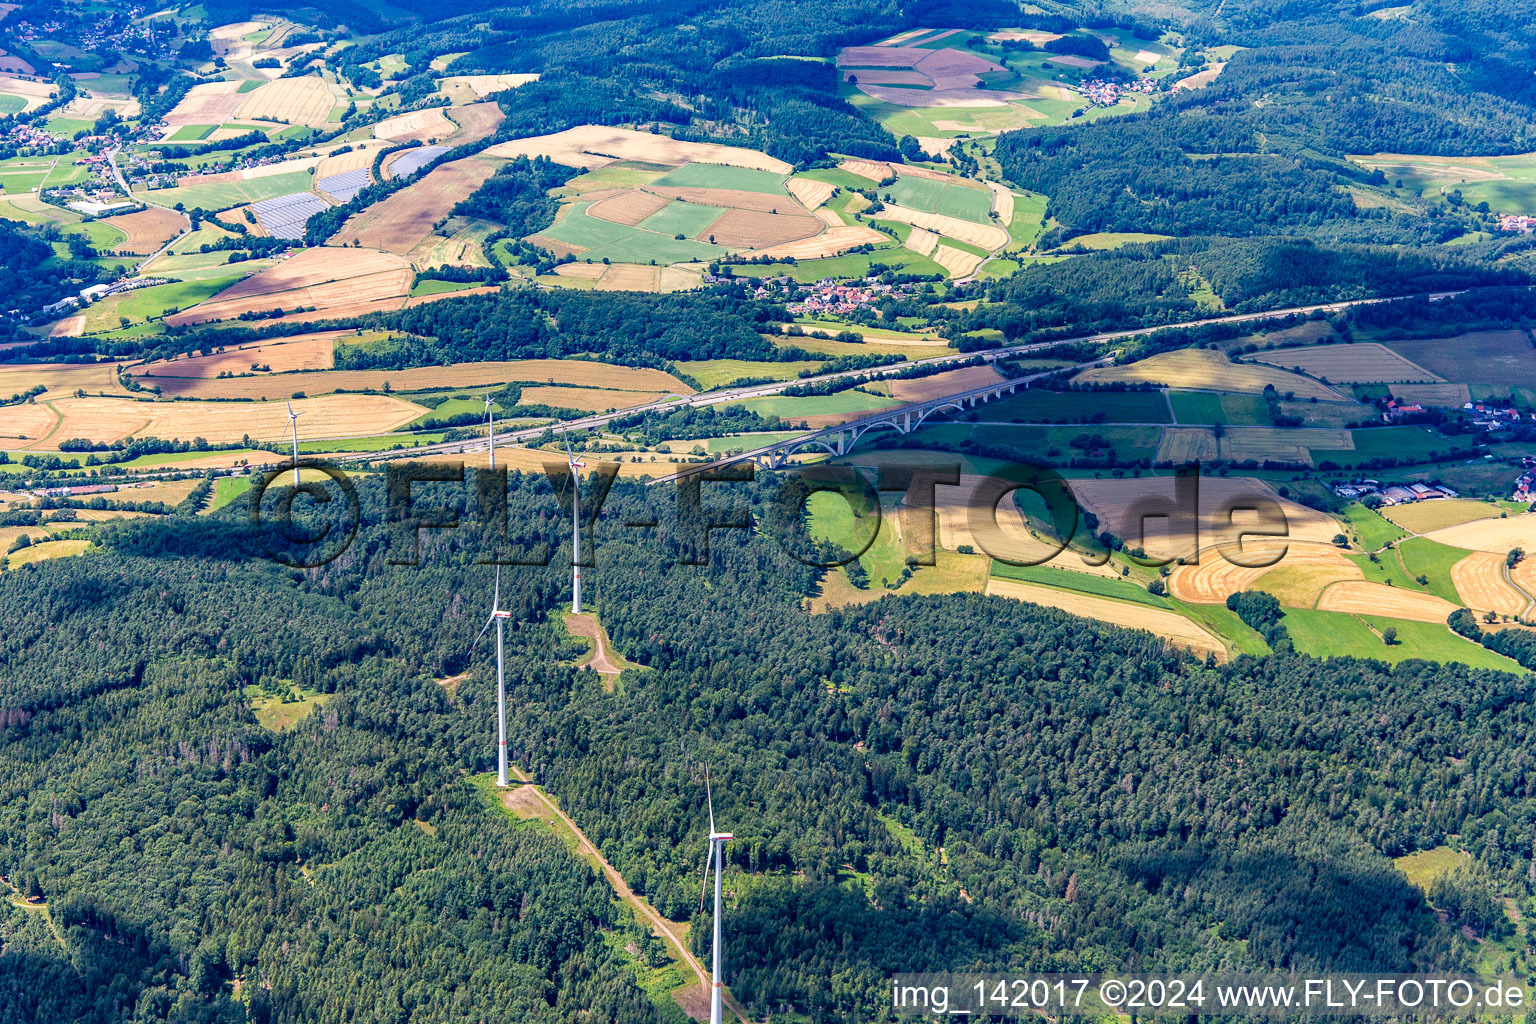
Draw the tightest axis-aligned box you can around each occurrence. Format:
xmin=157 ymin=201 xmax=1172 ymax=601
xmin=1497 ymin=214 xmax=1536 ymax=234
xmin=778 ymin=278 xmax=911 ymax=315
xmin=1332 ymin=480 xmax=1460 ymax=504
xmin=1078 ymin=76 xmax=1156 ymax=107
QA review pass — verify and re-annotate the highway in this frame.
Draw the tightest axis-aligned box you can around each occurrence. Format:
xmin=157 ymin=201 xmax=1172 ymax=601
xmin=328 ymin=288 xmax=1444 ymax=466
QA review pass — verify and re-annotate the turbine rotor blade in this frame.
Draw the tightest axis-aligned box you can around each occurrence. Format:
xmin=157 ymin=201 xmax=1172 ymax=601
xmin=699 ymin=839 xmax=711 ymax=914
xmin=493 ymin=566 xmax=500 ymax=612
xmin=706 ymin=766 xmax=716 ymax=836
xmin=475 ymin=612 xmax=495 ymax=645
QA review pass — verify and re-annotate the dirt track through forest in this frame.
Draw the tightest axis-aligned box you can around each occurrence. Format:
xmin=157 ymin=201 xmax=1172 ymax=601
xmin=504 ymin=769 xmax=752 ymax=1023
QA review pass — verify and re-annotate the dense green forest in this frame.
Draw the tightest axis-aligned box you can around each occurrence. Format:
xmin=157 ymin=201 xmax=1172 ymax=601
xmin=995 ymin=0 xmax=1536 ymax=241
xmin=2 ymin=474 xmax=1531 ymax=1020
xmin=337 ymin=288 xmax=788 ymax=370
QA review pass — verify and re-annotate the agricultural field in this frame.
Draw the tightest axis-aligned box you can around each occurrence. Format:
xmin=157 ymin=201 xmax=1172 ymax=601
xmin=99 ymin=208 xmax=188 ymax=256
xmin=483 ymin=125 xmax=792 ymax=173
xmin=879 ymin=174 xmax=993 ymax=222
xmin=888 ymin=364 xmax=1002 ymax=403
xmin=1342 ymin=503 xmax=1408 ymax=550
xmin=137 ymin=166 xmax=318 ymax=212
xmin=1450 ymin=550 xmax=1527 ymax=615
xmin=985 ymin=577 xmax=1224 ymax=658
xmin=164 ymin=247 xmax=414 ymax=327
xmin=1168 ymin=390 xmax=1272 ymax=425
xmin=1244 ymin=343 xmax=1441 ymax=383
xmin=11 ymin=393 xmax=428 ymax=449
xmin=1075 ymin=349 xmax=1346 ymax=400
xmin=1070 ymin=475 xmax=1340 ymax=563
xmin=1383 ymin=331 xmax=1536 ymax=389
xmin=977 ymin=388 xmax=1171 ymax=424
xmin=729 ymin=390 xmax=904 ymax=427
xmin=1349 ymin=151 xmax=1536 ymax=214
xmin=1281 ymin=608 xmax=1518 ymax=669
xmin=673 ymin=360 xmax=821 ymax=390
xmin=138 ymin=350 xmax=690 ymax=401
xmin=1379 ymin=497 xmax=1504 ymax=533
xmin=331 ymin=156 xmax=502 ymax=259
xmin=1423 ymin=513 xmax=1536 ymax=554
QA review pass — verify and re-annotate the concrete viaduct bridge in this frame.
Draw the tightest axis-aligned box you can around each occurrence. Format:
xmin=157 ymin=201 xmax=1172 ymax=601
xmin=660 ymin=360 xmax=1107 ymax=481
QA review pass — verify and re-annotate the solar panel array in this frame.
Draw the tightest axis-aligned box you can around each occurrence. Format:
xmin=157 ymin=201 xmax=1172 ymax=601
xmin=253 ymin=192 xmax=331 ymax=240
xmin=386 ymin=145 xmax=447 ymax=180
xmin=317 ymin=168 xmax=371 ymax=203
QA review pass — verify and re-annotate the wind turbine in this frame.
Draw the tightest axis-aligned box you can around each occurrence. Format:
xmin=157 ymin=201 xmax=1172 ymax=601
xmin=285 ymin=401 xmax=303 ymax=486
xmin=562 ymin=430 xmax=586 ymax=615
xmin=484 ymin=390 xmax=496 ymax=470
xmin=475 ymin=567 xmax=513 ymax=787
xmin=698 ymin=767 xmax=734 ymax=1024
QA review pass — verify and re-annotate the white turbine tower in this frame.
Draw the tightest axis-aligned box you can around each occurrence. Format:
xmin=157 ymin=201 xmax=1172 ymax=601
xmin=698 ymin=768 xmax=733 ymax=1024
xmin=285 ymin=401 xmax=303 ymax=486
xmin=484 ymin=390 xmax=496 ymax=470
xmin=475 ymin=567 xmax=513 ymax=787
xmin=562 ymin=431 xmax=585 ymax=615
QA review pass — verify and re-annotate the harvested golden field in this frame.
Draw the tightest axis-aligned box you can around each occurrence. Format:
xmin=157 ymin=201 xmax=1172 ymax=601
xmin=1076 ymin=348 xmax=1346 ymax=400
xmin=518 ymin=386 xmax=665 ymax=411
xmin=551 ymin=263 xmax=608 ymax=281
xmin=33 ymin=393 xmax=427 ymax=447
xmin=747 ymin=225 xmax=885 ymax=259
xmin=920 ymin=471 xmax=1121 ymax=576
xmin=589 ymin=189 xmax=671 ymax=225
xmin=903 ymin=227 xmax=939 ymax=256
xmin=1390 ymin=382 xmax=1471 ymax=407
xmin=441 ymin=102 xmax=505 ymax=146
xmin=839 ymin=159 xmax=892 ymax=182
xmin=164 ymin=247 xmax=413 ymax=327
xmin=438 ymin=73 xmax=538 ymax=100
xmin=418 ymin=446 xmax=693 ymax=479
xmin=875 ymin=203 xmax=1008 ymax=249
xmin=135 ymin=332 xmax=340 ymax=378
xmin=1156 ymin=427 xmax=1220 ymax=463
xmin=143 ymin=358 xmax=689 ymax=399
xmin=593 ymin=264 xmax=661 ymax=291
xmin=331 ymin=157 xmax=500 ymax=256
xmin=1424 ymin=514 xmax=1536 ymax=554
xmin=704 ymin=208 xmax=821 ymax=247
xmin=1170 ymin=541 xmax=1358 ymax=604
xmin=642 ymin=186 xmax=788 ymax=214
xmin=314 ymin=146 xmax=378 ymax=178
xmin=932 ymin=243 xmax=985 ymax=278
xmin=483 ymin=125 xmax=791 ymax=173
xmin=1512 ymin=557 xmax=1536 ymax=604
xmin=5 ymin=539 xmax=90 ymax=568
xmin=373 ymin=107 xmax=454 ymax=142
xmin=0 ymin=361 xmax=131 ymax=398
xmin=985 ymin=182 xmax=1014 ymax=225
xmin=235 ymin=75 xmax=337 ymax=127
xmin=163 ymin=80 xmax=244 ymax=125
xmin=986 ymin=578 xmax=1224 ymax=657
xmin=100 ymin=207 xmax=186 ymax=255
xmin=1451 ymin=551 xmax=1527 ymax=615
xmin=1316 ymin=580 xmax=1460 ymax=622
xmin=786 ymin=177 xmax=836 ymax=209
xmin=1380 ymin=497 xmax=1501 ymax=533
xmin=1220 ymin=426 xmax=1353 ymax=466
xmin=889 ymin=364 xmax=1001 ymax=402
xmin=1071 ymin=475 xmax=1340 ymax=563
xmin=402 ymin=284 xmax=502 ymax=308
xmin=113 ymin=479 xmax=200 ymax=505
xmin=1174 ymin=63 xmax=1227 ymax=90
xmin=0 ymin=402 xmax=57 ymax=446
xmin=1245 ymin=342 xmax=1441 ymax=383
xmin=810 ymin=549 xmax=991 ymax=613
